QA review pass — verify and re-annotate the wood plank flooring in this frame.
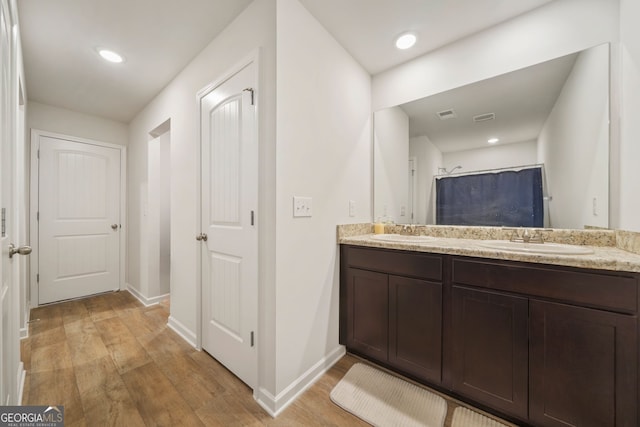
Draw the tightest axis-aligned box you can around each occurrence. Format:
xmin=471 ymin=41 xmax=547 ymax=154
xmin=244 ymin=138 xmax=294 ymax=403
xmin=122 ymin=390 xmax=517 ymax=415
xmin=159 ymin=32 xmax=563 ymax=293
xmin=21 ymin=291 xmax=514 ymax=426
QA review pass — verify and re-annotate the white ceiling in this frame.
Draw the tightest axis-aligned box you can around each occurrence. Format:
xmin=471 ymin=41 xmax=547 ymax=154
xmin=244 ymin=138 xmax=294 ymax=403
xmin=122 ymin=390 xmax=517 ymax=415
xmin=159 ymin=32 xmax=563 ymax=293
xmin=17 ymin=0 xmax=253 ymax=122
xmin=401 ymin=52 xmax=579 ymax=153
xmin=298 ymin=0 xmax=555 ymax=75
xmin=17 ymin=0 xmax=556 ymax=123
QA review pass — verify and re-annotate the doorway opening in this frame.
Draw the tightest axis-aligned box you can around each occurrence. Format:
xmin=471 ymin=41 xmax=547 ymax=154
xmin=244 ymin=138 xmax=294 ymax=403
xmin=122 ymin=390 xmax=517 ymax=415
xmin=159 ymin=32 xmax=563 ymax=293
xmin=147 ymin=120 xmax=171 ymax=305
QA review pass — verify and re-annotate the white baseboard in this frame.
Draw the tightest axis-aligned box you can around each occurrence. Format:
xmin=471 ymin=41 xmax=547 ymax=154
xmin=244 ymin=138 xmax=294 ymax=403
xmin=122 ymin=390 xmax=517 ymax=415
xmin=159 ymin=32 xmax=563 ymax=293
xmin=126 ymin=283 xmax=169 ymax=307
xmin=255 ymin=345 xmax=346 ymax=417
xmin=167 ymin=315 xmax=197 ymax=348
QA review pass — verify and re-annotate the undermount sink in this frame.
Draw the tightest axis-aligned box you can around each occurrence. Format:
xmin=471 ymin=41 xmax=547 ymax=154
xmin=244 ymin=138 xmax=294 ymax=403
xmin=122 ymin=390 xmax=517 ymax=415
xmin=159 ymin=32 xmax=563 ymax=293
xmin=371 ymin=234 xmax=436 ymax=243
xmin=478 ymin=240 xmax=594 ymax=255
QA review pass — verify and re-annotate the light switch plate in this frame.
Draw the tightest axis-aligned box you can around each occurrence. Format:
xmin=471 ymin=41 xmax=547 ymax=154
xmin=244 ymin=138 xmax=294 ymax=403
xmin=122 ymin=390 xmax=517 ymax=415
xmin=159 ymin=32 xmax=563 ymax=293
xmin=349 ymin=200 xmax=356 ymax=217
xmin=293 ymin=196 xmax=312 ymax=217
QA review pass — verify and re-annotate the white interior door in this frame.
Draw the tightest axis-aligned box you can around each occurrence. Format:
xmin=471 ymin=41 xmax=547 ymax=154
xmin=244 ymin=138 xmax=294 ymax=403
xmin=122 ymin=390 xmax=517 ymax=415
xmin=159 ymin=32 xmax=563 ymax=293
xmin=38 ymin=135 xmax=121 ymax=304
xmin=1 ymin=0 xmax=22 ymax=405
xmin=200 ymin=60 xmax=258 ymax=389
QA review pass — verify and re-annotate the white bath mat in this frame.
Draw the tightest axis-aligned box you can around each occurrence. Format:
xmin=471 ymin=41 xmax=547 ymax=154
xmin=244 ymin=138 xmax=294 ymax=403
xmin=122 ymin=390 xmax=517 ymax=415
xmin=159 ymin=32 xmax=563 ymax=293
xmin=330 ymin=363 xmax=447 ymax=427
xmin=451 ymin=406 xmax=513 ymax=427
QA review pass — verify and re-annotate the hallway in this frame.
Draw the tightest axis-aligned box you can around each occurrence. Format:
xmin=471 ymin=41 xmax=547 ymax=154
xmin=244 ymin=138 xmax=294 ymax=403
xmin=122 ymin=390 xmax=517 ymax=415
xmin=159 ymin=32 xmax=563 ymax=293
xmin=20 ymin=291 xmax=367 ymax=426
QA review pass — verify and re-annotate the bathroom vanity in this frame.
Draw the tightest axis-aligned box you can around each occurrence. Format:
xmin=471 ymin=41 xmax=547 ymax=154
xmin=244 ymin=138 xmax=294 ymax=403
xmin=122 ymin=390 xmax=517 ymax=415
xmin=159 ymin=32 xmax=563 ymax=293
xmin=339 ymin=229 xmax=640 ymax=427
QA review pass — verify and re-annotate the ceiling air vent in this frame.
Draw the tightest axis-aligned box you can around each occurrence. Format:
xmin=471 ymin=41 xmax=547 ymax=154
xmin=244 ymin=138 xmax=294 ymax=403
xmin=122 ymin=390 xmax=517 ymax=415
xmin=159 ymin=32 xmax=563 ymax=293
xmin=473 ymin=112 xmax=495 ymax=122
xmin=436 ymin=109 xmax=457 ymax=120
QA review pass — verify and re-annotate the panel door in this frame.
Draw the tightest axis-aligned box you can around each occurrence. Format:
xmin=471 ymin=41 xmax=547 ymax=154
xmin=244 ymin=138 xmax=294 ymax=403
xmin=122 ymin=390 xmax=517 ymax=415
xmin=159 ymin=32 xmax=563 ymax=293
xmin=451 ymin=286 xmax=528 ymax=419
xmin=389 ymin=275 xmax=442 ymax=384
xmin=200 ymin=60 xmax=258 ymax=389
xmin=38 ymin=135 xmax=121 ymax=304
xmin=530 ymin=300 xmax=637 ymax=427
xmin=0 ymin=0 xmax=23 ymax=405
xmin=345 ymin=267 xmax=389 ymax=362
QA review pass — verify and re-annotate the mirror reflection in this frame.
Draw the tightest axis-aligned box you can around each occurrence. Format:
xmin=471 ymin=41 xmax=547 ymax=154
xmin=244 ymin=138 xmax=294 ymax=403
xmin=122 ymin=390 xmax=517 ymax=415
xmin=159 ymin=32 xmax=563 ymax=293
xmin=373 ymin=43 xmax=610 ymax=229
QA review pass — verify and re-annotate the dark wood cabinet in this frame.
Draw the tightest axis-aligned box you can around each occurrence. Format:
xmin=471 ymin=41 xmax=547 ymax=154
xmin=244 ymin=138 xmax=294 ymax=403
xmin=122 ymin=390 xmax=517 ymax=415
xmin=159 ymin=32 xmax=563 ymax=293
xmin=389 ymin=275 xmax=442 ymax=384
xmin=344 ymin=268 xmax=388 ymax=361
xmin=530 ymin=300 xmax=637 ymax=427
xmin=451 ymin=286 xmax=528 ymax=419
xmin=340 ymin=245 xmax=443 ymax=384
xmin=340 ymin=244 xmax=640 ymax=426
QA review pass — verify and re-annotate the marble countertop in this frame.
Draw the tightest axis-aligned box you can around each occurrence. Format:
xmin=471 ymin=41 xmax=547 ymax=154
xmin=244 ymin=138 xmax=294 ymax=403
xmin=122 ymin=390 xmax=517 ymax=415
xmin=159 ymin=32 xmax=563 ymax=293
xmin=339 ymin=232 xmax=640 ymax=274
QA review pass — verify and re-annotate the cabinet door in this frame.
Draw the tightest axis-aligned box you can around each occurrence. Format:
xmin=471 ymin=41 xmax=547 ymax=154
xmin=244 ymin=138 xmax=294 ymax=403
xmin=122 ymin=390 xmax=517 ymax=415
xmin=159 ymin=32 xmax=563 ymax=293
xmin=530 ymin=300 xmax=637 ymax=427
xmin=345 ymin=268 xmax=388 ymax=362
xmin=389 ymin=275 xmax=442 ymax=384
xmin=451 ymin=286 xmax=528 ymax=419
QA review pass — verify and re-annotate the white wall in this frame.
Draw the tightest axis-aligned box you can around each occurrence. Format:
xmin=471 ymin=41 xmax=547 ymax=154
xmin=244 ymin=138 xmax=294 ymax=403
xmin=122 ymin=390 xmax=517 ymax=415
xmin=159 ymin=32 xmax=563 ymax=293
xmin=273 ymin=0 xmax=371 ymax=411
xmin=619 ymin=0 xmax=640 ymax=231
xmin=538 ymin=44 xmax=609 ymax=229
xmin=409 ymin=135 xmax=441 ymax=224
xmin=127 ymin=0 xmax=277 ymax=389
xmin=124 ymin=0 xmax=371 ymax=413
xmin=443 ymin=140 xmax=538 ymax=175
xmin=145 ymin=132 xmax=170 ymax=300
xmin=159 ymin=132 xmax=171 ymax=296
xmin=373 ymin=0 xmax=618 ymax=111
xmin=27 ymin=101 xmax=127 ymax=146
xmin=373 ymin=107 xmax=408 ymax=223
xmin=372 ymin=0 xmax=620 ymax=229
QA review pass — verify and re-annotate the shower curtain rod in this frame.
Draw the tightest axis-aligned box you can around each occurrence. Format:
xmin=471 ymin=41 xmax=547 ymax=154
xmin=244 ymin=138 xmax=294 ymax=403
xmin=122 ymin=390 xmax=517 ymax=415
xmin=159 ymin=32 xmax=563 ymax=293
xmin=435 ymin=163 xmax=544 ymax=179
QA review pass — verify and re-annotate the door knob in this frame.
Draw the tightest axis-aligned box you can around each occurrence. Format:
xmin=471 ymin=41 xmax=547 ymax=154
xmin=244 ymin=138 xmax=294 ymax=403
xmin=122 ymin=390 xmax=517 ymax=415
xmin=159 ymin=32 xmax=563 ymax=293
xmin=9 ymin=244 xmax=32 ymax=258
xmin=111 ymin=224 xmax=119 ymax=230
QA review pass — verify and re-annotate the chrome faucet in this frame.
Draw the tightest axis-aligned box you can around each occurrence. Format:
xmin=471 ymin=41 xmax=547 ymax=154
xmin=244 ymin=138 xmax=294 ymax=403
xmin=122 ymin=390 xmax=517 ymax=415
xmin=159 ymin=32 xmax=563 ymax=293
xmin=506 ymin=228 xmax=545 ymax=244
xmin=401 ymin=224 xmax=416 ymax=234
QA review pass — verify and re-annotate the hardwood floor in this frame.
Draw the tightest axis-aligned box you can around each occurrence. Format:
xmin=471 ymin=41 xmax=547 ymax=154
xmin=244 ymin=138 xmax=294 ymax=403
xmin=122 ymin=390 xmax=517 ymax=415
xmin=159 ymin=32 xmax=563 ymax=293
xmin=21 ymin=291 xmax=514 ymax=426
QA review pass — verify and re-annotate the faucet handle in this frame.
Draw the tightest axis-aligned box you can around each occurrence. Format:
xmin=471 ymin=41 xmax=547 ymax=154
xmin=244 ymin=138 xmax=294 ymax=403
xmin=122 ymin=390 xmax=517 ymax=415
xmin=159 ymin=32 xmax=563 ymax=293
xmin=503 ymin=228 xmax=521 ymax=242
xmin=529 ymin=229 xmax=545 ymax=243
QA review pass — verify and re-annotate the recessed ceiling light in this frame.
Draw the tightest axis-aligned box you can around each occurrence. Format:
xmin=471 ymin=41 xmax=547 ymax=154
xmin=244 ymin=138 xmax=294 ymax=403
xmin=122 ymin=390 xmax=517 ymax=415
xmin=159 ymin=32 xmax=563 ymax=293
xmin=395 ymin=33 xmax=417 ymax=50
xmin=97 ymin=48 xmax=124 ymax=63
xmin=488 ymin=138 xmax=499 ymax=144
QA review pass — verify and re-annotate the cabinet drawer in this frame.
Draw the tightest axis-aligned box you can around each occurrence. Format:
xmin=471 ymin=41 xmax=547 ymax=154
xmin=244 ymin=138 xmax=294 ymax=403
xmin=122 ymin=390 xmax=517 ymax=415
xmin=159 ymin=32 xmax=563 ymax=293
xmin=343 ymin=246 xmax=442 ymax=281
xmin=452 ymin=258 xmax=638 ymax=314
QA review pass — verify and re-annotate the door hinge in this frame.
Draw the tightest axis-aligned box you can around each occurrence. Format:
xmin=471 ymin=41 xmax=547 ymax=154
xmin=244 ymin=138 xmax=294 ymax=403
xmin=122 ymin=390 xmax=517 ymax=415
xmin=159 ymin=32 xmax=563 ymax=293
xmin=37 ymin=149 xmax=40 ymax=159
xmin=37 ymin=274 xmax=39 ymax=283
xmin=243 ymin=88 xmax=255 ymax=106
xmin=37 ymin=211 xmax=39 ymax=221
xmin=251 ymin=210 xmax=255 ymax=226
xmin=250 ymin=331 xmax=255 ymax=347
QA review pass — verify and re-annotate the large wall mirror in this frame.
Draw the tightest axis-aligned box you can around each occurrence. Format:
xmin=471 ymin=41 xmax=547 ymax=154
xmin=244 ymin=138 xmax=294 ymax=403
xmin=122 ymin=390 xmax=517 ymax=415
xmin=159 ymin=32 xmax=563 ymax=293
xmin=374 ymin=43 xmax=610 ymax=230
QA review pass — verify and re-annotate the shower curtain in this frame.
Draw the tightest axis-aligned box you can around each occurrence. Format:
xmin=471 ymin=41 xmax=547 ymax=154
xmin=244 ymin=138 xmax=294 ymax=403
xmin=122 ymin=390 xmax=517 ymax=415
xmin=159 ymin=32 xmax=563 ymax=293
xmin=436 ymin=167 xmax=543 ymax=227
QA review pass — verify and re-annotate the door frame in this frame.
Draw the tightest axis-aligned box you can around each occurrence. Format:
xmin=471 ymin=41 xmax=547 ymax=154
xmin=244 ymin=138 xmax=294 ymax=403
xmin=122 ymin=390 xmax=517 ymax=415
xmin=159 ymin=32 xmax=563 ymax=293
xmin=408 ymin=156 xmax=417 ymax=224
xmin=29 ymin=129 xmax=127 ymax=307
xmin=195 ymin=49 xmax=261 ymax=355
